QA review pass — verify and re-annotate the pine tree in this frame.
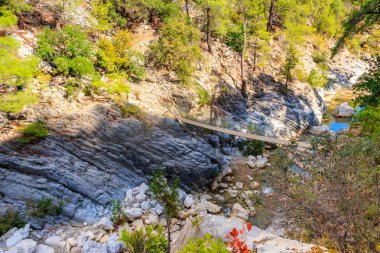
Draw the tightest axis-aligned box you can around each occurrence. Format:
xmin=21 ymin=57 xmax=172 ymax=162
xmin=281 ymin=45 xmax=298 ymax=92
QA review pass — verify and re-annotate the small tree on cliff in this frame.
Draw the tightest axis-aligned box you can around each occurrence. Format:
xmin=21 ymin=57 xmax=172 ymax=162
xmin=281 ymin=45 xmax=298 ymax=92
xmin=149 ymin=169 xmax=181 ymax=253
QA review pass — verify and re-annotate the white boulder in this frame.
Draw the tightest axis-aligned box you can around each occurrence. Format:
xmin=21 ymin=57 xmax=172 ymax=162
xmin=5 ymin=224 xmax=30 ymax=248
xmin=231 ymin=203 xmax=249 ymax=221
xmin=333 ymin=102 xmax=355 ymax=117
xmin=12 ymin=239 xmax=37 ymax=253
xmin=309 ymin=125 xmax=330 ymax=135
xmin=45 ymin=236 xmax=62 ymax=246
xmin=184 ymin=195 xmax=194 ymax=208
xmin=107 ymin=234 xmax=125 ymax=253
xmin=125 ymin=208 xmax=142 ymax=221
xmin=34 ymin=244 xmax=55 ymax=253
xmin=96 ymin=217 xmax=114 ymax=231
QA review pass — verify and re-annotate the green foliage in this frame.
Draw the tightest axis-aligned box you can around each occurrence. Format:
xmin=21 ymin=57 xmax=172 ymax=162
xmin=26 ymin=197 xmax=64 ymax=218
xmin=354 ymin=58 xmax=380 ymax=107
xmin=65 ymin=80 xmax=80 ymax=99
xmin=0 ymin=36 xmax=38 ymax=86
xmin=119 ymin=104 xmax=146 ymax=119
xmin=239 ymin=139 xmax=265 ymax=157
xmin=19 ymin=121 xmax=48 ymax=143
xmin=312 ymin=51 xmax=327 ymax=64
xmin=111 ymin=199 xmax=127 ymax=226
xmin=90 ymin=0 xmax=126 ymax=30
xmin=149 ymin=18 xmax=202 ymax=84
xmin=37 ymin=25 xmax=94 ymax=77
xmin=119 ymin=225 xmax=167 ymax=253
xmin=307 ymin=69 xmax=328 ymax=88
xmin=150 ymin=169 xmax=180 ymax=220
xmin=0 ymin=91 xmax=39 ymax=113
xmin=91 ymin=74 xmax=131 ymax=96
xmin=0 ymin=209 xmax=25 ymax=236
xmin=354 ymin=106 xmax=380 ymax=139
xmin=281 ymin=45 xmax=298 ymax=87
xmin=0 ymin=9 xmax=16 ymax=27
xmin=178 ymin=233 xmax=228 ymax=253
xmin=69 ymin=56 xmax=95 ymax=77
xmin=196 ymin=87 xmax=211 ymax=106
xmin=225 ymin=24 xmax=243 ymax=53
xmin=97 ymin=30 xmax=145 ymax=79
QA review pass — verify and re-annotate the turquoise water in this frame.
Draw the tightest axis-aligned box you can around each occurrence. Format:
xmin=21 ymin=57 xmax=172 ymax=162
xmin=326 ymin=106 xmax=364 ymax=132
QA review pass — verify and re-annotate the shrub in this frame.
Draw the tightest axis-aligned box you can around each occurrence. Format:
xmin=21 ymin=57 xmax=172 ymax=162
xmin=149 ymin=18 xmax=202 ymax=84
xmin=178 ymin=233 xmax=229 ymax=253
xmin=97 ymin=30 xmax=145 ymax=79
xmin=26 ymin=197 xmax=64 ymax=218
xmin=119 ymin=104 xmax=146 ymax=119
xmin=312 ymin=51 xmax=327 ymax=64
xmin=19 ymin=121 xmax=48 ymax=143
xmin=353 ymin=106 xmax=380 ymax=139
xmin=225 ymin=223 xmax=253 ymax=253
xmin=0 ymin=91 xmax=39 ymax=113
xmin=65 ymin=80 xmax=80 ymax=99
xmin=196 ymin=87 xmax=211 ymax=106
xmin=111 ymin=199 xmax=127 ymax=226
xmin=225 ymin=24 xmax=244 ymax=53
xmin=119 ymin=225 xmax=167 ymax=253
xmin=240 ymin=140 xmax=265 ymax=157
xmin=0 ymin=209 xmax=26 ymax=236
xmin=0 ymin=36 xmax=38 ymax=87
xmin=91 ymin=75 xmax=131 ymax=96
xmin=307 ymin=69 xmax=328 ymax=88
xmin=37 ymin=25 xmax=94 ymax=77
xmin=69 ymin=56 xmax=95 ymax=77
xmin=0 ymin=9 xmax=17 ymax=27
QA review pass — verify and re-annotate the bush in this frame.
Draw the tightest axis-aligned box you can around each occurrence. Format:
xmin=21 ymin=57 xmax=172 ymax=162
xmin=0 ymin=209 xmax=25 ymax=236
xmin=19 ymin=121 xmax=48 ymax=143
xmin=69 ymin=56 xmax=95 ymax=77
xmin=91 ymin=74 xmax=131 ymax=96
xmin=111 ymin=199 xmax=127 ymax=226
xmin=225 ymin=24 xmax=244 ymax=53
xmin=119 ymin=104 xmax=146 ymax=119
xmin=178 ymin=233 xmax=228 ymax=253
xmin=119 ymin=225 xmax=167 ymax=253
xmin=26 ymin=197 xmax=64 ymax=218
xmin=65 ymin=80 xmax=80 ymax=99
xmin=307 ymin=69 xmax=328 ymax=88
xmin=240 ymin=140 xmax=265 ymax=156
xmin=0 ymin=9 xmax=17 ymax=27
xmin=149 ymin=18 xmax=202 ymax=84
xmin=37 ymin=25 xmax=94 ymax=77
xmin=97 ymin=30 xmax=145 ymax=79
xmin=0 ymin=91 xmax=39 ymax=113
xmin=312 ymin=51 xmax=327 ymax=64
xmin=196 ymin=87 xmax=211 ymax=106
xmin=0 ymin=36 xmax=38 ymax=87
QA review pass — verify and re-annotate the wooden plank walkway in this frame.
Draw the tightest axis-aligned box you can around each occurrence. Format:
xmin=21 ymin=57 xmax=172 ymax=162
xmin=177 ymin=116 xmax=311 ymax=148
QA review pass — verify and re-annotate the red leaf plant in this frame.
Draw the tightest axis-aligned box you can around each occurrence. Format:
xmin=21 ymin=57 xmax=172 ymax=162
xmin=225 ymin=223 xmax=253 ymax=253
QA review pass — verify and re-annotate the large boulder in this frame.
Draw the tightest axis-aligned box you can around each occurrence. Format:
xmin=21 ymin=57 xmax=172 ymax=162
xmin=309 ymin=125 xmax=330 ymax=135
xmin=333 ymin=102 xmax=355 ymax=117
xmin=96 ymin=217 xmax=114 ymax=231
xmin=194 ymin=200 xmax=221 ymax=214
xmin=231 ymin=203 xmax=249 ymax=221
xmin=5 ymin=224 xmax=30 ymax=248
xmin=11 ymin=239 xmax=37 ymax=253
xmin=34 ymin=244 xmax=55 ymax=253
xmin=125 ymin=208 xmax=142 ymax=221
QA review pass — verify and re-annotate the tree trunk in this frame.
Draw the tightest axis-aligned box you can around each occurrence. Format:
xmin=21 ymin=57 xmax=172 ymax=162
xmin=185 ymin=0 xmax=189 ymax=17
xmin=240 ymin=12 xmax=247 ymax=98
xmin=206 ymin=7 xmax=212 ymax=52
xmin=166 ymin=217 xmax=171 ymax=253
xmin=253 ymin=37 xmax=258 ymax=70
xmin=267 ymin=0 xmax=275 ymax=33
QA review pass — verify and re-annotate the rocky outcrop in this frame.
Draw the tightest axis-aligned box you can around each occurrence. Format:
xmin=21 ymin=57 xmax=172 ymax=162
xmin=0 ymin=100 xmax=225 ymax=221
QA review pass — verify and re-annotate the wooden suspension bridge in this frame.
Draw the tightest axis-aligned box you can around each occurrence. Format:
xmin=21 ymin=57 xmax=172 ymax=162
xmin=176 ymin=116 xmax=312 ymax=149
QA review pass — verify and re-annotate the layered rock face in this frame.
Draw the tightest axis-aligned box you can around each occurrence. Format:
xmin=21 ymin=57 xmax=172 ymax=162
xmin=0 ymin=100 xmax=226 ymax=221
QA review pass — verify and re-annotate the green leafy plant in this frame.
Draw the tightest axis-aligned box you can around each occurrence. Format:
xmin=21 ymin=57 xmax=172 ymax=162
xmin=149 ymin=169 xmax=181 ymax=253
xmin=312 ymin=51 xmax=327 ymax=64
xmin=19 ymin=121 xmax=48 ymax=143
xmin=26 ymin=197 xmax=64 ymax=218
xmin=196 ymin=87 xmax=211 ymax=106
xmin=178 ymin=233 xmax=229 ymax=253
xmin=91 ymin=74 xmax=131 ymax=96
xmin=0 ymin=9 xmax=16 ymax=27
xmin=0 ymin=91 xmax=39 ymax=113
xmin=239 ymin=140 xmax=265 ymax=157
xmin=0 ymin=209 xmax=26 ymax=236
xmin=149 ymin=18 xmax=202 ymax=85
xmin=111 ymin=199 xmax=127 ymax=226
xmin=307 ymin=69 xmax=328 ymax=88
xmin=97 ymin=30 xmax=145 ymax=79
xmin=119 ymin=104 xmax=146 ymax=119
xmin=119 ymin=225 xmax=167 ymax=253
xmin=281 ymin=45 xmax=298 ymax=91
